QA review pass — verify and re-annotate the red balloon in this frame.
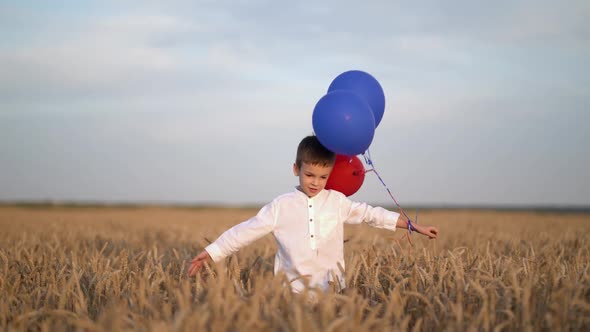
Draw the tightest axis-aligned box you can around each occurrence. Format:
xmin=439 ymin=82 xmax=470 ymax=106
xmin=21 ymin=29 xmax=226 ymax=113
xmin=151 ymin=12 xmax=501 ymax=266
xmin=326 ymin=155 xmax=366 ymax=196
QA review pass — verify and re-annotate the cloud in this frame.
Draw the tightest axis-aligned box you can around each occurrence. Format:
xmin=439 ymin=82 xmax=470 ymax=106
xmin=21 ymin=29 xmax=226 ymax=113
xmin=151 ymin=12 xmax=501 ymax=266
xmin=3 ymin=1 xmax=587 ymax=107
xmin=0 ymin=15 xmax=188 ymax=101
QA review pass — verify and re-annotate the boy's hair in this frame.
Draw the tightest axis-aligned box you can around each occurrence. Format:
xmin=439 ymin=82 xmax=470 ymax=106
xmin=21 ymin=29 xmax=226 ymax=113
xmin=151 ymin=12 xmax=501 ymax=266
xmin=295 ymin=135 xmax=336 ymax=168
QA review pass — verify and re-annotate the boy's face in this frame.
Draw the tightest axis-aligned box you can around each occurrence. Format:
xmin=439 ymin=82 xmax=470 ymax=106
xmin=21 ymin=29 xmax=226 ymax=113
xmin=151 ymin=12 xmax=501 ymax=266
xmin=293 ymin=162 xmax=333 ymax=198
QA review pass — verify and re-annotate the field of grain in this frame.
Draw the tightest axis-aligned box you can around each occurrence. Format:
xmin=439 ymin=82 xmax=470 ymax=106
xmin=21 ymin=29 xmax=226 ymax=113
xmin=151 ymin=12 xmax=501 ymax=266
xmin=0 ymin=206 xmax=588 ymax=331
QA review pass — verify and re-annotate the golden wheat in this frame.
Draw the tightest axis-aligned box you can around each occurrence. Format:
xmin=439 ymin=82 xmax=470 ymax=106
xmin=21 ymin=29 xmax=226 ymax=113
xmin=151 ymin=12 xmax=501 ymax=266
xmin=0 ymin=206 xmax=588 ymax=331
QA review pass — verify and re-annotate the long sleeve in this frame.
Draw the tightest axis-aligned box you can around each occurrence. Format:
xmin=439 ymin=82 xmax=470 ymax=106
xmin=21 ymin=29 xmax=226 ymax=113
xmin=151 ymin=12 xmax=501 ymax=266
xmin=340 ymin=196 xmax=399 ymax=231
xmin=205 ymin=202 xmax=276 ymax=262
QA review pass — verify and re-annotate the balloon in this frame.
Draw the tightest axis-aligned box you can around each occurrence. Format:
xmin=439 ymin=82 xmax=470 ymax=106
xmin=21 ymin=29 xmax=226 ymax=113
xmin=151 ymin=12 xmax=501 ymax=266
xmin=328 ymin=70 xmax=386 ymax=128
xmin=312 ymin=90 xmax=375 ymax=156
xmin=326 ymin=155 xmax=366 ymax=196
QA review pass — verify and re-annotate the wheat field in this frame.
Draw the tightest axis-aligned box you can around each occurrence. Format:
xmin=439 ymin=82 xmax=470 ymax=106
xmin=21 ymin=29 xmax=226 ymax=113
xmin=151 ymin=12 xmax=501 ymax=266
xmin=0 ymin=206 xmax=588 ymax=331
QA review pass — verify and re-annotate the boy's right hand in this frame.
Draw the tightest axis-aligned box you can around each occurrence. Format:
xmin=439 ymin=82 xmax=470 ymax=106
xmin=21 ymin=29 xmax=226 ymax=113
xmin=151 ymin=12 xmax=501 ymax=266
xmin=188 ymin=250 xmax=211 ymax=276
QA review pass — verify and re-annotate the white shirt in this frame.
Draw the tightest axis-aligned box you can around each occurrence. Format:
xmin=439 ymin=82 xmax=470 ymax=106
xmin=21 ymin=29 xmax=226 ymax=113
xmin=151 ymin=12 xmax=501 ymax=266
xmin=205 ymin=188 xmax=399 ymax=292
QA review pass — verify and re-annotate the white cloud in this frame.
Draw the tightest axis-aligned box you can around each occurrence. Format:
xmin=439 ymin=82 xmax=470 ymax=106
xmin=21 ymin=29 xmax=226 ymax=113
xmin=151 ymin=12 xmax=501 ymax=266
xmin=0 ymin=14 xmax=196 ymax=102
xmin=500 ymin=1 xmax=590 ymax=46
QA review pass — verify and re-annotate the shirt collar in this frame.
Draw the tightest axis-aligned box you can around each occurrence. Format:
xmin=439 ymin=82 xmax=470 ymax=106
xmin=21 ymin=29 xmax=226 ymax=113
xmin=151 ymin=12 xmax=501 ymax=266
xmin=294 ymin=186 xmax=326 ymax=201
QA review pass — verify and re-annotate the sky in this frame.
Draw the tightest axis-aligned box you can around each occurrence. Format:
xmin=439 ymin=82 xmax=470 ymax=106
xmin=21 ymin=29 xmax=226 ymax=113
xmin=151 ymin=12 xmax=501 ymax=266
xmin=0 ymin=0 xmax=589 ymax=207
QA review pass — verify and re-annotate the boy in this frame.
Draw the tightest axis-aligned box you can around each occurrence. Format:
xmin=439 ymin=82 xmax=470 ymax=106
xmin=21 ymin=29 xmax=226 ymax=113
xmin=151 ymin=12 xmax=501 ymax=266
xmin=188 ymin=135 xmax=438 ymax=292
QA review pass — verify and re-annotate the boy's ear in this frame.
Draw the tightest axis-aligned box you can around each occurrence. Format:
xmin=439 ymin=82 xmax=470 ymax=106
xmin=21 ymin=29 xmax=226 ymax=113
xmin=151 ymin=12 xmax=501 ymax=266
xmin=293 ymin=163 xmax=299 ymax=176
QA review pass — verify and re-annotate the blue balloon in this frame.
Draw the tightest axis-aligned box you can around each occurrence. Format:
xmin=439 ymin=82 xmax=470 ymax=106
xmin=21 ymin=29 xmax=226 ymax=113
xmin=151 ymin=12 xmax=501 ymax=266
xmin=312 ymin=90 xmax=375 ymax=156
xmin=328 ymin=70 xmax=386 ymax=128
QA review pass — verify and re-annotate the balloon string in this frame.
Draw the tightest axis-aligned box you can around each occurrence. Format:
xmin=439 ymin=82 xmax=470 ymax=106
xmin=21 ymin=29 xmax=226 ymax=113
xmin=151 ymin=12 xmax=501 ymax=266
xmin=363 ymin=150 xmax=417 ymax=234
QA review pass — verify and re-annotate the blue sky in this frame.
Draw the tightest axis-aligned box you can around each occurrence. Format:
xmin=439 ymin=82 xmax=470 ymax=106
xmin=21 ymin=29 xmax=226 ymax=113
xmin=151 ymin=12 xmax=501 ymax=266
xmin=1 ymin=0 xmax=588 ymax=206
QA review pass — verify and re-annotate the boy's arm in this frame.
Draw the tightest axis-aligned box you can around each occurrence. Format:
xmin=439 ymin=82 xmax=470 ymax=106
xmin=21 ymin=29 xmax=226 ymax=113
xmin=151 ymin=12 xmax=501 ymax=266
xmin=188 ymin=202 xmax=276 ymax=275
xmin=342 ymin=198 xmax=438 ymax=238
xmin=342 ymin=199 xmax=399 ymax=231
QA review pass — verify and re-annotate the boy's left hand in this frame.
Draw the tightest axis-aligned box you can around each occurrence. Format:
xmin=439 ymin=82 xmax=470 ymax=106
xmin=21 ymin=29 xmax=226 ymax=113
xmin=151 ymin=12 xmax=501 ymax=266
xmin=415 ymin=225 xmax=438 ymax=239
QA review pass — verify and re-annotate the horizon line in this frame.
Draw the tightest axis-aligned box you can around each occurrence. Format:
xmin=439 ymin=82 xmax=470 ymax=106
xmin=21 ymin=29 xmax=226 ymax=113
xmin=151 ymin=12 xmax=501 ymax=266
xmin=1 ymin=200 xmax=589 ymax=213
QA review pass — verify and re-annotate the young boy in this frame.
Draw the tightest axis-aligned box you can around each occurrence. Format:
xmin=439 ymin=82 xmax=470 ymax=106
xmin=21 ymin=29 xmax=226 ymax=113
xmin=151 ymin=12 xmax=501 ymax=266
xmin=188 ymin=135 xmax=438 ymax=292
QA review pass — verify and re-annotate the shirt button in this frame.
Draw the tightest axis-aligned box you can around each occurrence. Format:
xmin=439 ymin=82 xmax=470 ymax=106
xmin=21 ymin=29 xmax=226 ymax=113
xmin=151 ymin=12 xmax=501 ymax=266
xmin=309 ymin=205 xmax=312 ymax=208
xmin=310 ymin=218 xmax=313 ymax=222
xmin=311 ymin=235 xmax=314 ymax=238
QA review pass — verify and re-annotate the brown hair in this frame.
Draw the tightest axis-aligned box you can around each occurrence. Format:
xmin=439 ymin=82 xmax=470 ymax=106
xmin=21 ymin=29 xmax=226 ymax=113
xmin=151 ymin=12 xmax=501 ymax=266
xmin=295 ymin=135 xmax=336 ymax=168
